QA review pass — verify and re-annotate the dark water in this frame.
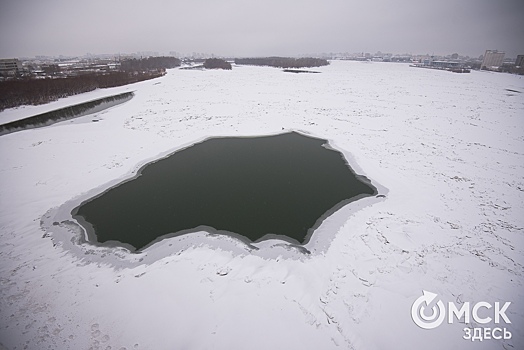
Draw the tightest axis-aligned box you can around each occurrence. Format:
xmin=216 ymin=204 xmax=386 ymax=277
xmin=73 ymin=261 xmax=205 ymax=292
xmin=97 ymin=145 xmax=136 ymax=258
xmin=73 ymin=132 xmax=376 ymax=250
xmin=0 ymin=92 xmax=133 ymax=136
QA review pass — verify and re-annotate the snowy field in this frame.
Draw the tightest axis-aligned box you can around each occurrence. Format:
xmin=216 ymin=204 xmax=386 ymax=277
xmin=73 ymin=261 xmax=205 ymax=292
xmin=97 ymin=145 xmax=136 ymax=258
xmin=0 ymin=61 xmax=523 ymax=349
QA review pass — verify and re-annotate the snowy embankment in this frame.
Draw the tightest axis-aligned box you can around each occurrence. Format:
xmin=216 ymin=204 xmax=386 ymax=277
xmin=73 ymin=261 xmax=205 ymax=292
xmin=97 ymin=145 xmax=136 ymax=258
xmin=0 ymin=61 xmax=523 ymax=349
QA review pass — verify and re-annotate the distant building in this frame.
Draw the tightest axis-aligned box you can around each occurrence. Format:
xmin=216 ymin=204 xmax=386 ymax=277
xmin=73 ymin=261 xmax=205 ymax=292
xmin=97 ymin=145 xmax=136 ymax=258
xmin=516 ymin=55 xmax=524 ymax=67
xmin=0 ymin=58 xmax=23 ymax=75
xmin=481 ymin=50 xmax=505 ymax=70
xmin=431 ymin=60 xmax=462 ymax=69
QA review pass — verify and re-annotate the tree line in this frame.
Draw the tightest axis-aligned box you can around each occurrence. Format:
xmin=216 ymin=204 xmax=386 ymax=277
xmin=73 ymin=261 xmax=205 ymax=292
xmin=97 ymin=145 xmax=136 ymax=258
xmin=0 ymin=56 xmax=181 ymax=111
xmin=120 ymin=56 xmax=181 ymax=71
xmin=203 ymin=58 xmax=232 ymax=70
xmin=0 ymin=70 xmax=164 ymax=112
xmin=234 ymin=57 xmax=329 ymax=68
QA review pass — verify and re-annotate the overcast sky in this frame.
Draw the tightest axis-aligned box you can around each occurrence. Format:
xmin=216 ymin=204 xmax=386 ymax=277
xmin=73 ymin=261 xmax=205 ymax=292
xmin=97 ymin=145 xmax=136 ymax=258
xmin=1 ymin=0 xmax=523 ymax=58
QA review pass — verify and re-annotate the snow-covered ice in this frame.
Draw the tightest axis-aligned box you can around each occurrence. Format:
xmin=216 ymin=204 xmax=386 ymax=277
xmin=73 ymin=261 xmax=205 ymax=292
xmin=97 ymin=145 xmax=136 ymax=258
xmin=0 ymin=61 xmax=523 ymax=349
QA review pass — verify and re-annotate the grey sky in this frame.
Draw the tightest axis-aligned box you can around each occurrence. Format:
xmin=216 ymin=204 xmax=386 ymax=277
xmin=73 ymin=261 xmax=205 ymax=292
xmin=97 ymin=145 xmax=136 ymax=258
xmin=1 ymin=0 xmax=523 ymax=58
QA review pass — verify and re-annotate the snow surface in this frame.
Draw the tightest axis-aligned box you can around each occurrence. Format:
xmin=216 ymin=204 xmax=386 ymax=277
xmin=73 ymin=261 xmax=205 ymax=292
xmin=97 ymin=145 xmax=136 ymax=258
xmin=0 ymin=61 xmax=523 ymax=349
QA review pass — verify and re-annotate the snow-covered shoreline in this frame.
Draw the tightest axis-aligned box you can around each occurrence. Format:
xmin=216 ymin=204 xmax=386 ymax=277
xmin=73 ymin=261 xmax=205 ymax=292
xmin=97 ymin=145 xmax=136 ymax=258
xmin=1 ymin=61 xmax=523 ymax=349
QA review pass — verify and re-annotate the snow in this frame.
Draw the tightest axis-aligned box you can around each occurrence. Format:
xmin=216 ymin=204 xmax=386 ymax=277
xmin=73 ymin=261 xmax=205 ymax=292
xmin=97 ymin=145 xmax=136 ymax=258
xmin=0 ymin=61 xmax=523 ymax=349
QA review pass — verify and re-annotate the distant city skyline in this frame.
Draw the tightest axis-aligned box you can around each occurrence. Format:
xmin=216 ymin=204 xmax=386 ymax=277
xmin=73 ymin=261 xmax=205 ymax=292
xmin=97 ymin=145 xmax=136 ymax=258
xmin=15 ymin=51 xmax=514 ymax=61
xmin=1 ymin=0 xmax=523 ymax=59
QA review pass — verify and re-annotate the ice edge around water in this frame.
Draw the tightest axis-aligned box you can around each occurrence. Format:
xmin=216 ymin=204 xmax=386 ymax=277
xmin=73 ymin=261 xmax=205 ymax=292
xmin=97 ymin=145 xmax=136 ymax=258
xmin=41 ymin=129 xmax=388 ymax=267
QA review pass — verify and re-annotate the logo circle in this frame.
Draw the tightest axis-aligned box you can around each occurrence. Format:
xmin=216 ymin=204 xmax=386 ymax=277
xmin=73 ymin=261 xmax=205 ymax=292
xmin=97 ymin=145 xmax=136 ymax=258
xmin=411 ymin=291 xmax=445 ymax=329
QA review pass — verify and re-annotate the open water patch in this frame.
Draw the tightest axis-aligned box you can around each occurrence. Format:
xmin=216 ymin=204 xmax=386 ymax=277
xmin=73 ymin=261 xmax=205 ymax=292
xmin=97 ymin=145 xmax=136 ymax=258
xmin=72 ymin=132 xmax=377 ymax=251
xmin=0 ymin=91 xmax=133 ymax=136
xmin=283 ymin=69 xmax=321 ymax=74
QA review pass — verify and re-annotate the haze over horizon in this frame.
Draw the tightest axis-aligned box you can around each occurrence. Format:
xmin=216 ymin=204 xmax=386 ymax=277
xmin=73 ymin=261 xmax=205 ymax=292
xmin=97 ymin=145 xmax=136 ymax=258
xmin=1 ymin=0 xmax=523 ymax=58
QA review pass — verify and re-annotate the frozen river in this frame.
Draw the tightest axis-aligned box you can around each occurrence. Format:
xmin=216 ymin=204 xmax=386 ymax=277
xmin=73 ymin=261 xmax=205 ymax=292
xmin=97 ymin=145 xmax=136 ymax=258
xmin=0 ymin=61 xmax=523 ymax=349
